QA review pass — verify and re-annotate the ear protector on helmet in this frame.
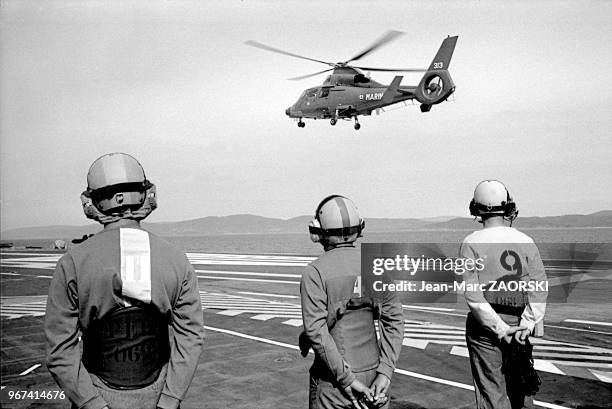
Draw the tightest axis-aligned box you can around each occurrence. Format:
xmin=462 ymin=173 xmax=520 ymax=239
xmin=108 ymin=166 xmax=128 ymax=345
xmin=308 ymin=195 xmax=365 ymax=243
xmin=469 ymin=180 xmax=518 ymax=222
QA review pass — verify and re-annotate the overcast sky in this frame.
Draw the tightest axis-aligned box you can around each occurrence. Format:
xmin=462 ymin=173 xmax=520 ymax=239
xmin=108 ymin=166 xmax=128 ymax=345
xmin=1 ymin=0 xmax=611 ymax=230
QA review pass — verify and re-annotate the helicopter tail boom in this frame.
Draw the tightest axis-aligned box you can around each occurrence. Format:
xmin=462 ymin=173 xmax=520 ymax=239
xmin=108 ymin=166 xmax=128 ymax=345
xmin=415 ymin=36 xmax=458 ymax=109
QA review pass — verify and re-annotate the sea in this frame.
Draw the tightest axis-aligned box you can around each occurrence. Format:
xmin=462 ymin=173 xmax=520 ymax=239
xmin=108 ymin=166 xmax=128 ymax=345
xmin=6 ymin=227 xmax=611 ymax=256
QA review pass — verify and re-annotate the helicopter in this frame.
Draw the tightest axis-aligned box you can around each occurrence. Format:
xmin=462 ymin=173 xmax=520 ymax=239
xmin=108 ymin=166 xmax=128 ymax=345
xmin=245 ymin=31 xmax=458 ymax=130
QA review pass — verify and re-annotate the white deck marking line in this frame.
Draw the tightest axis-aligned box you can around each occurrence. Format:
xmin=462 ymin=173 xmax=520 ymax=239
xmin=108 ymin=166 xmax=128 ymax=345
xmin=395 ymin=368 xmax=474 ymax=390
xmin=187 ymin=252 xmax=315 ymax=260
xmin=203 ymin=303 xmax=301 ymax=308
xmin=197 ymin=275 xmax=299 ymax=284
xmin=531 ymin=352 xmax=612 ymax=361
xmin=530 ymin=338 xmax=612 ymax=353
xmin=0 ymin=295 xmax=47 ymax=298
xmin=282 ymin=319 xmax=303 ymax=327
xmin=214 ymin=310 xmax=301 ymax=314
xmin=388 ymin=304 xmax=612 ymax=335
xmin=544 ymin=324 xmax=612 ymax=335
xmin=210 ymin=307 xmax=300 ymax=312
xmin=401 ymin=309 xmax=467 ymax=317
xmin=1 ymin=256 xmax=61 ymax=262
xmin=590 ymin=369 xmax=612 ymax=383
xmin=202 ymin=303 xmax=299 ymax=308
xmin=564 ymin=319 xmax=612 ymax=327
xmin=204 ymin=325 xmax=302 ymax=350
xmin=193 ymin=261 xmax=308 ymax=266
xmin=0 ymin=262 xmax=56 ymax=270
xmin=251 ymin=314 xmax=302 ymax=320
xmin=402 ymin=339 xmax=429 ymax=348
xmin=546 ymin=361 xmax=612 ymax=369
xmin=192 ymin=261 xmax=307 ymax=265
xmin=402 ymin=304 xmax=455 ymax=312
xmin=404 ymin=322 xmax=461 ymax=328
xmin=238 ymin=291 xmax=298 ymax=299
xmin=405 ymin=334 xmax=466 ymax=340
xmin=19 ymin=364 xmax=41 ymax=376
xmin=403 ymin=329 xmax=466 ymax=335
xmin=450 ymin=346 xmax=612 ymax=362
xmin=1 ymin=252 xmax=62 ymax=257
xmin=203 ymin=299 xmax=298 ymax=304
xmin=531 ymin=345 xmax=612 ymax=353
xmin=203 ymin=325 xmax=570 ymax=409
xmin=195 ymin=269 xmax=300 ymax=278
xmin=0 ymin=307 xmax=46 ymax=312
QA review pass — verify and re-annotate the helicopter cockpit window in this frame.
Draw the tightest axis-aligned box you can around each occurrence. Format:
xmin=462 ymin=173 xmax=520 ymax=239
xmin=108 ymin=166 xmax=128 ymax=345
xmin=354 ymin=74 xmax=370 ymax=83
xmin=319 ymin=88 xmax=329 ymax=98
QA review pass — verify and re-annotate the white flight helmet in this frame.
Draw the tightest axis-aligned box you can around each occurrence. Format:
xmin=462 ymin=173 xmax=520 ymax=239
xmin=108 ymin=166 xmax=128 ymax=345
xmin=469 ymin=180 xmax=518 ymax=222
xmin=80 ymin=153 xmax=157 ymax=224
xmin=309 ymin=195 xmax=365 ymax=244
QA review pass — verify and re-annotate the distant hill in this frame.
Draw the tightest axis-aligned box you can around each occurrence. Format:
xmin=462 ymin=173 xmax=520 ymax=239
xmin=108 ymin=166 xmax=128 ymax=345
xmin=431 ymin=210 xmax=612 ymax=230
xmin=2 ymin=211 xmax=611 ymax=241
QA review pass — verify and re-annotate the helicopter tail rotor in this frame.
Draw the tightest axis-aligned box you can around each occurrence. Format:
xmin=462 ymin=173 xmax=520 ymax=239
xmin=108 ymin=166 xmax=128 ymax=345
xmin=415 ymin=36 xmax=458 ymax=109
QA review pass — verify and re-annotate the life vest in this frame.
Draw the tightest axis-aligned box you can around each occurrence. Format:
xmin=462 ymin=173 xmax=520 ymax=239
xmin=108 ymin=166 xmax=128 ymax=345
xmin=309 ymin=247 xmax=381 ymax=374
xmin=82 ymin=305 xmax=170 ymax=388
xmin=328 ymin=297 xmax=380 ymax=372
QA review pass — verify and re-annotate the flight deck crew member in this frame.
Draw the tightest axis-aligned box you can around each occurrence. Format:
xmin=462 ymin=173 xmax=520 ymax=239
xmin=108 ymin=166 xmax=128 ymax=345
xmin=460 ymin=180 xmax=547 ymax=409
xmin=300 ymin=195 xmax=404 ymax=409
xmin=45 ymin=153 xmax=204 ymax=409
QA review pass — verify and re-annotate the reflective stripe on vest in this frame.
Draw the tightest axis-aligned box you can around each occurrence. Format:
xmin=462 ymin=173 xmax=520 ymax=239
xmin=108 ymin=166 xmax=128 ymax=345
xmin=120 ymin=228 xmax=151 ymax=305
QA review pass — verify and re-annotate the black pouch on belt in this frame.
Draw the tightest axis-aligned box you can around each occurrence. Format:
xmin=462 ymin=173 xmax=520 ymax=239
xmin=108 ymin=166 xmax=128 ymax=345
xmin=82 ymin=305 xmax=170 ymax=389
xmin=503 ymin=338 xmax=541 ymax=396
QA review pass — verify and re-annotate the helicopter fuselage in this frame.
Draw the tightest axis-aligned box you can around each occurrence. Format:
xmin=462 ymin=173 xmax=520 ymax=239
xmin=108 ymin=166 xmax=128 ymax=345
xmin=285 ymin=83 xmax=417 ymax=120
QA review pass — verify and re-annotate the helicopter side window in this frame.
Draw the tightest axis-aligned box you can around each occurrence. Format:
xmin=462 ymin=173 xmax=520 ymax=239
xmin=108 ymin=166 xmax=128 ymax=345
xmin=319 ymin=88 xmax=329 ymax=98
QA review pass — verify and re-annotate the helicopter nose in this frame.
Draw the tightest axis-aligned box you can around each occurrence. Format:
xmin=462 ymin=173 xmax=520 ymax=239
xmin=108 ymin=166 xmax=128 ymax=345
xmin=285 ymin=107 xmax=291 ymax=116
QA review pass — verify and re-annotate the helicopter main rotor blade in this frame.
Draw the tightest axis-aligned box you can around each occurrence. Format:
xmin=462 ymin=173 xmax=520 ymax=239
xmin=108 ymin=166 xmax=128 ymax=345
xmin=288 ymin=68 xmax=334 ymax=81
xmin=244 ymin=40 xmax=334 ymax=66
xmin=353 ymin=66 xmax=427 ymax=72
xmin=345 ymin=30 xmax=404 ymax=63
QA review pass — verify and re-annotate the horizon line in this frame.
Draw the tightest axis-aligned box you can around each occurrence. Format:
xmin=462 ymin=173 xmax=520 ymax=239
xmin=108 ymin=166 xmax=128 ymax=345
xmin=2 ymin=209 xmax=611 ymax=233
